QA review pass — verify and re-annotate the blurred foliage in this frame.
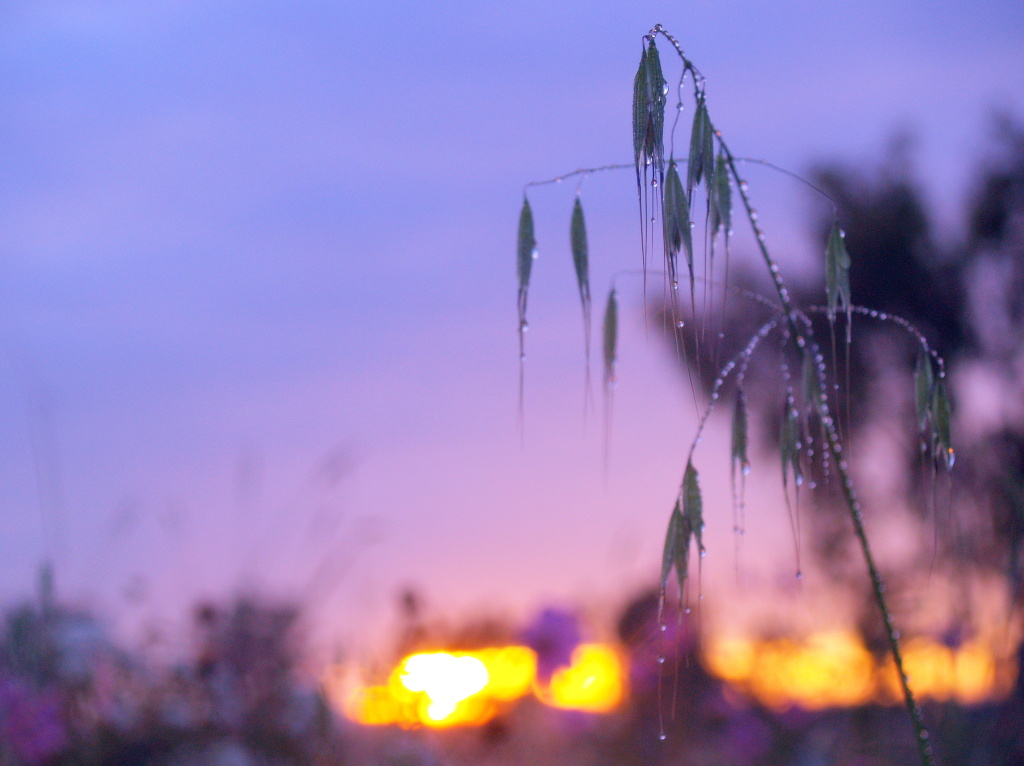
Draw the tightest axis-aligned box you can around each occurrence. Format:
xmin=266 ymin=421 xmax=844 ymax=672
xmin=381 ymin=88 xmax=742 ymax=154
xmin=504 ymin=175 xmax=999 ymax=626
xmin=2 ymin=575 xmax=1023 ymax=764
xmin=0 ymin=575 xmax=347 ymax=766
xmin=666 ymin=115 xmax=1024 ymax=644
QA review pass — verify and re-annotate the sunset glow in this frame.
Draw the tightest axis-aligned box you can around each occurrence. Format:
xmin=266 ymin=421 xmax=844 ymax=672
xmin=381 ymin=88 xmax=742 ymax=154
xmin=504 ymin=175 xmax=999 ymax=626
xmin=705 ymin=632 xmax=1017 ymax=710
xmin=327 ymin=631 xmax=1016 ymax=728
xmin=537 ymin=643 xmax=624 ymax=713
xmin=328 ymin=643 xmax=623 ymax=727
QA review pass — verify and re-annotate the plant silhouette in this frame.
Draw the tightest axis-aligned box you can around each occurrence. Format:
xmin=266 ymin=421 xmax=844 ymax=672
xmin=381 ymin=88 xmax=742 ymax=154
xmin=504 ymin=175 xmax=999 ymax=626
xmin=517 ymin=25 xmax=957 ymax=766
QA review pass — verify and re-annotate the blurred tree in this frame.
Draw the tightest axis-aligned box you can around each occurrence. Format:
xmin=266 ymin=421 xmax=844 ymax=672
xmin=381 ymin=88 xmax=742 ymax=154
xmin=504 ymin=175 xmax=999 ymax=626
xmin=667 ymin=115 xmax=1024 ymax=644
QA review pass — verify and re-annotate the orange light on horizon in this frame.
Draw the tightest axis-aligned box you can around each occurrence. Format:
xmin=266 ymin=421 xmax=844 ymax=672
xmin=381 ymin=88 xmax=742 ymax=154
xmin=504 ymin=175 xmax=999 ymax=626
xmin=326 ymin=643 xmax=623 ymax=728
xmin=326 ymin=631 xmax=1015 ymax=728
xmin=536 ymin=643 xmax=625 ymax=713
xmin=877 ymin=638 xmax=1009 ymax=705
xmin=706 ymin=631 xmax=1017 ymax=711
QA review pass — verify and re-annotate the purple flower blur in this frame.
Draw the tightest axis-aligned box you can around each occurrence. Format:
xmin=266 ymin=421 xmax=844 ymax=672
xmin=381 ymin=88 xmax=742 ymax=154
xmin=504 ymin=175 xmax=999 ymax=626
xmin=519 ymin=608 xmax=581 ymax=683
xmin=0 ymin=675 xmax=67 ymax=764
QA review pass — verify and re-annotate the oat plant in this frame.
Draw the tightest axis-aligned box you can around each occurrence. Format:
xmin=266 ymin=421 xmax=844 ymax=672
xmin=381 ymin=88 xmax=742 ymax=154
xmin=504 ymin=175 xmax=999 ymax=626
xmin=516 ymin=25 xmax=954 ymax=766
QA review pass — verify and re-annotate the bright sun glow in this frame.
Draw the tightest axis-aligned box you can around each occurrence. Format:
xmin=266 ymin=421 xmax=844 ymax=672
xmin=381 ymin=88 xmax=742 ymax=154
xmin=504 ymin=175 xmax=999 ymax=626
xmin=399 ymin=653 xmax=489 ymax=721
xmin=330 ymin=643 xmax=621 ymax=728
xmin=325 ymin=631 xmax=1015 ymax=727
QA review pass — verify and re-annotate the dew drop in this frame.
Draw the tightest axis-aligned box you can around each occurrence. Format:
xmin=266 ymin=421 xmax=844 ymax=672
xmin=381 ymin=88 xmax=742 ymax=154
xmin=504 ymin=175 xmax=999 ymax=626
xmin=531 ymin=247 xmax=539 ymax=260
xmin=699 ymin=549 xmax=707 ymax=558
xmin=677 ymin=103 xmax=685 ymax=112
xmin=658 ymin=733 xmax=667 ymax=741
xmin=676 ymin=319 xmax=685 ymax=329
xmin=660 ymin=624 xmax=667 ymax=632
xmin=683 ymin=607 xmax=691 ymax=614
xmin=662 ymin=83 xmax=670 ymax=96
xmin=657 ymin=655 xmax=666 ymax=664
xmin=741 ymin=461 xmax=751 ymax=476
xmin=652 ymin=178 xmax=659 ymax=188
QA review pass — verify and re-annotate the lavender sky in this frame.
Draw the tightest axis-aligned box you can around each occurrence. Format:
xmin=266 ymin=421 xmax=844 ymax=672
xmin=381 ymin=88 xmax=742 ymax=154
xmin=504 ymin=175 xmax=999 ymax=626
xmin=1 ymin=1 xmax=1023 ymax=655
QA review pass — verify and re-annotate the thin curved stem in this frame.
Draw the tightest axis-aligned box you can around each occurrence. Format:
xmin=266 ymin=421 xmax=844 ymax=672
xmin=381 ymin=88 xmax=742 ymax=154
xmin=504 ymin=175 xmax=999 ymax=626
xmin=523 ymin=163 xmax=632 ymax=194
xmin=654 ymin=37 xmax=937 ymax=763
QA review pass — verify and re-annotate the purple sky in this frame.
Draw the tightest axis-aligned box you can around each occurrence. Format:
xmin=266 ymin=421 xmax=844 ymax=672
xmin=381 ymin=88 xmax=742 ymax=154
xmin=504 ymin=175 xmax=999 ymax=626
xmin=1 ymin=1 xmax=1023 ymax=655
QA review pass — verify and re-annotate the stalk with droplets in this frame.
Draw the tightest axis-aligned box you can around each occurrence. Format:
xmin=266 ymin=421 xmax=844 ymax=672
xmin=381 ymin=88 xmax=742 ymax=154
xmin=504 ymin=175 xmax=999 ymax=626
xmin=515 ymin=26 xmax=955 ymax=765
xmin=648 ymin=25 xmax=939 ymax=764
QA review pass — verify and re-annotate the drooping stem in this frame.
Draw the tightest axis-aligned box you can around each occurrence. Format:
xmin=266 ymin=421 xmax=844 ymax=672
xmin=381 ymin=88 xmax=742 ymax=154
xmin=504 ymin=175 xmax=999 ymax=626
xmin=824 ymin=414 xmax=934 ymax=766
xmin=714 ymin=139 xmax=936 ymax=766
xmin=648 ymin=33 xmax=935 ymax=756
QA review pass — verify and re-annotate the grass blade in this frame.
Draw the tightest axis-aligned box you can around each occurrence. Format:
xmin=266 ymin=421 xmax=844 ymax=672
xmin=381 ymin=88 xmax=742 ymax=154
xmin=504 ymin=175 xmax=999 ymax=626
xmin=643 ymin=39 xmax=666 ymax=177
xmin=663 ymin=159 xmax=693 ymax=289
xmin=661 ymin=500 xmax=683 ymax=592
xmin=781 ymin=398 xmax=803 ymax=490
xmin=571 ymin=196 xmax=593 ymax=409
xmin=710 ymin=153 xmax=731 ymax=237
xmin=683 ymin=460 xmax=704 ymax=558
xmin=931 ymin=377 xmax=954 ymax=469
xmin=517 ymin=196 xmax=537 ymax=427
xmin=570 ymin=196 xmax=591 ymax=311
xmin=914 ymin=349 xmax=934 ymax=432
xmin=802 ymin=349 xmax=821 ymax=415
xmin=731 ymin=388 xmax=749 ymax=479
xmin=702 ymin=105 xmax=715 ymax=191
xmin=686 ymin=100 xmax=706 ymax=198
xmin=602 ymin=289 xmax=618 ymax=390
xmin=632 ymin=39 xmax=666 ymax=179
xmin=517 ymin=196 xmax=536 ymax=318
xmin=686 ymin=99 xmax=714 ymax=199
xmin=632 ymin=45 xmax=648 ymax=172
xmin=825 ymin=223 xmax=851 ymax=326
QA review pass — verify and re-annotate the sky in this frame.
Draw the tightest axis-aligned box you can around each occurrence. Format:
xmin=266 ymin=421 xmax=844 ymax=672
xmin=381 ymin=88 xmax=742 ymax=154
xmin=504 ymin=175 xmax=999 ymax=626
xmin=1 ymin=0 xmax=1023 ymax=656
